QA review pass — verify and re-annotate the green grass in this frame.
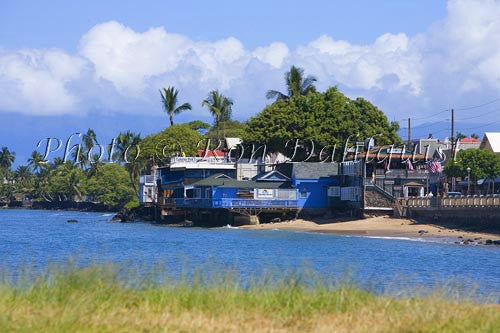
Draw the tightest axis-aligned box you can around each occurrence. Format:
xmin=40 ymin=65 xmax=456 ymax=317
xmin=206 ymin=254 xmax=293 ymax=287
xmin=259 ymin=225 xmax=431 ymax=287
xmin=0 ymin=263 xmax=498 ymax=332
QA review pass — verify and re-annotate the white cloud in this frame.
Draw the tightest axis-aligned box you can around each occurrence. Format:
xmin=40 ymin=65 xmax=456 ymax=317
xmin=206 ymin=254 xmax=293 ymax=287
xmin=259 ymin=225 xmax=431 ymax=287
xmin=0 ymin=49 xmax=85 ymax=115
xmin=1 ymin=0 xmax=500 ymax=122
xmin=252 ymin=42 xmax=289 ymax=68
xmin=294 ymin=33 xmax=422 ymax=94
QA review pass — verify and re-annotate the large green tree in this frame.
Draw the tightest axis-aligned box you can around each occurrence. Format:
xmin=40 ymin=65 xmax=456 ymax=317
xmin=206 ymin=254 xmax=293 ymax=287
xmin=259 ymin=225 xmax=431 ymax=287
xmin=45 ymin=162 xmax=86 ymax=201
xmin=160 ymin=86 xmax=192 ymax=127
xmin=245 ymin=87 xmax=401 ymax=157
xmin=202 ymin=90 xmax=233 ymax=139
xmin=186 ymin=120 xmax=211 ymax=133
xmin=204 ymin=120 xmax=246 ymax=139
xmin=85 ymin=164 xmax=137 ymax=208
xmin=444 ymin=149 xmax=500 ymax=193
xmin=266 ymin=65 xmax=317 ymax=101
xmin=138 ymin=124 xmax=202 ymax=168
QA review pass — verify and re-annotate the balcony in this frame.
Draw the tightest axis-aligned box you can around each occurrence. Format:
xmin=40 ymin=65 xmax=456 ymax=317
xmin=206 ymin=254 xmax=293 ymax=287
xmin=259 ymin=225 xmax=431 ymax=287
xmin=161 ymin=198 xmax=299 ymax=209
xmin=377 ymin=169 xmax=428 ymax=179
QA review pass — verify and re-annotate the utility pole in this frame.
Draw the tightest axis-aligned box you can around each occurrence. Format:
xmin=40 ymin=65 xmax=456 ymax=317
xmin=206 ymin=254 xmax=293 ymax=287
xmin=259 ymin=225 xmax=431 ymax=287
xmin=407 ymin=118 xmax=411 ymax=148
xmin=451 ymin=109 xmax=455 ymax=158
xmin=451 ymin=108 xmax=455 ymax=191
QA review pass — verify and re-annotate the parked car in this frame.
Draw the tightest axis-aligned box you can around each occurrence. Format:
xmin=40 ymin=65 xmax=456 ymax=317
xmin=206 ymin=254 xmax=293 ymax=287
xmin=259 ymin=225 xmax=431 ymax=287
xmin=446 ymin=191 xmax=462 ymax=197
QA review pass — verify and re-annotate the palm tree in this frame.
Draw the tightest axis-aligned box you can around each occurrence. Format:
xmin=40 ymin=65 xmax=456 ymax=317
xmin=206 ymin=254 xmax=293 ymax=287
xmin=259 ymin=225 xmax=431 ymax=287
xmin=202 ymin=90 xmax=233 ymax=139
xmin=266 ymin=65 xmax=317 ymax=101
xmin=72 ymin=128 xmax=98 ymax=169
xmin=14 ymin=165 xmax=32 ymax=187
xmin=115 ymin=131 xmax=141 ymax=162
xmin=116 ymin=131 xmax=142 ymax=195
xmin=28 ymin=150 xmax=46 ymax=174
xmin=52 ymin=157 xmax=65 ymax=168
xmin=0 ymin=147 xmax=15 ymax=171
xmin=160 ymin=86 xmax=192 ymax=126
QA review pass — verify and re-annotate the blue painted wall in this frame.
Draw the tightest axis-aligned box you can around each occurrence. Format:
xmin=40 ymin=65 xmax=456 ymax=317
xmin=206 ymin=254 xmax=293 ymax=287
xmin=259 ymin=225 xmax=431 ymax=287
xmin=213 ymin=187 xmax=238 ymax=199
xmin=295 ymin=177 xmax=339 ymax=208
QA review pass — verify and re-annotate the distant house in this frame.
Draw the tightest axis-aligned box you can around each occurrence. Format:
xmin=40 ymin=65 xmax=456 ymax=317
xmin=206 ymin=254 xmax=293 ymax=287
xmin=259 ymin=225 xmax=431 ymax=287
xmin=480 ymin=132 xmax=500 ymax=154
xmin=456 ymin=137 xmax=481 ymax=151
xmin=416 ymin=138 xmax=449 ymax=159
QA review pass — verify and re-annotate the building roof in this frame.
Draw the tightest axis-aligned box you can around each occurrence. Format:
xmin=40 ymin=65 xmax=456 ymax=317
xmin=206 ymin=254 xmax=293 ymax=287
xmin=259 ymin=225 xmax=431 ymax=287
xmin=481 ymin=132 xmax=500 ymax=152
xmin=460 ymin=137 xmax=480 ymax=143
xmin=290 ymin=162 xmax=339 ymax=179
xmin=253 ymin=170 xmax=290 ymax=182
xmin=404 ymin=181 xmax=424 ymax=187
xmin=191 ymin=174 xmax=290 ymax=189
xmin=197 ymin=149 xmax=225 ymax=157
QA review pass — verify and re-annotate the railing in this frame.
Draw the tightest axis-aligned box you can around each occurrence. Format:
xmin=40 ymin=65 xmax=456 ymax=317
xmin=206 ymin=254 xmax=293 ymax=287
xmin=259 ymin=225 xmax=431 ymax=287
xmin=403 ymin=195 xmax=500 ymax=208
xmin=365 ymin=179 xmax=394 ymax=199
xmin=170 ymin=157 xmax=231 ymax=164
xmin=214 ymin=198 xmax=298 ymax=209
xmin=161 ymin=197 xmax=299 ymax=209
xmin=383 ymin=169 xmax=428 ymax=179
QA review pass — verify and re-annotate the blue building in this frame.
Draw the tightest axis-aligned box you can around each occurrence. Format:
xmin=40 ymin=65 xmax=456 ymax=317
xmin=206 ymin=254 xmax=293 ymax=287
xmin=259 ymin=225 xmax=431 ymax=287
xmin=156 ymin=160 xmax=339 ymax=225
xmin=276 ymin=162 xmax=340 ymax=213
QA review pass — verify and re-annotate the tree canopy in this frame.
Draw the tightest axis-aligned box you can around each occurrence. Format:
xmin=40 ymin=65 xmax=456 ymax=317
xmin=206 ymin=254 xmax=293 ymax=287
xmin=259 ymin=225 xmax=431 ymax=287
xmin=137 ymin=124 xmax=202 ymax=168
xmin=245 ymin=87 xmax=401 ymax=155
xmin=85 ymin=164 xmax=136 ymax=208
xmin=205 ymin=120 xmax=246 ymax=139
xmin=444 ymin=149 xmax=500 ymax=180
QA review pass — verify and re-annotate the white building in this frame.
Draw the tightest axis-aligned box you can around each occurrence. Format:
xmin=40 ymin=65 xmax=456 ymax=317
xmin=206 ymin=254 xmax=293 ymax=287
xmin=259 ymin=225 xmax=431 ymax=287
xmin=480 ymin=132 xmax=500 ymax=154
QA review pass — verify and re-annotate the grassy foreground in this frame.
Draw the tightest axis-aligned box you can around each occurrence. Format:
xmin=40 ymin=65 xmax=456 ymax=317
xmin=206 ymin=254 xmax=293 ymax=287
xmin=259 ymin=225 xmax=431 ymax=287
xmin=0 ymin=264 xmax=498 ymax=332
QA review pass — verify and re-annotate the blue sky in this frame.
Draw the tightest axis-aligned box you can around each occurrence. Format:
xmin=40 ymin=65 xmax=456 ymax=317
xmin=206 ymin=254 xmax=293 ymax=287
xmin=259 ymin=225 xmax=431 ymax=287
xmin=1 ymin=0 xmax=445 ymax=50
xmin=2 ymin=0 xmax=500 ymax=165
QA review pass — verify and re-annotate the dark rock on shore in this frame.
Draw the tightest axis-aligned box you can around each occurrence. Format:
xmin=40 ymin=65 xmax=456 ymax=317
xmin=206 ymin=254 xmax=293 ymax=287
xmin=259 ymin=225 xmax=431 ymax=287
xmin=112 ymin=206 xmax=157 ymax=223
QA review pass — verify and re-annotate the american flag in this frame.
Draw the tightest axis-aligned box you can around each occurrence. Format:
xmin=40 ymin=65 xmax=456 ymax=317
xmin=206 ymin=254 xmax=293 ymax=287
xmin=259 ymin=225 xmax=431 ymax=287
xmin=428 ymin=160 xmax=442 ymax=173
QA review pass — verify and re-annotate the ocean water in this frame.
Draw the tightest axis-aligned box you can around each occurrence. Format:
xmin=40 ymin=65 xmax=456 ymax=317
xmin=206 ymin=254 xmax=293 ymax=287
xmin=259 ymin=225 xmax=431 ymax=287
xmin=1 ymin=209 xmax=499 ymax=299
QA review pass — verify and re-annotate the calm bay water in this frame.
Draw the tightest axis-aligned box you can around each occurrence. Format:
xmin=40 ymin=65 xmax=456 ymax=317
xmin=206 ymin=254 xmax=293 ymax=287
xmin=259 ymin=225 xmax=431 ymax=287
xmin=1 ymin=209 xmax=499 ymax=298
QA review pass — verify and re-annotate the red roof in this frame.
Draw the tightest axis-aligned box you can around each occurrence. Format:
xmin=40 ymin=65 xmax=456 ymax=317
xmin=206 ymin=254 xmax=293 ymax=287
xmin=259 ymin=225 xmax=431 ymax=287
xmin=460 ymin=137 xmax=480 ymax=143
xmin=197 ymin=149 xmax=225 ymax=157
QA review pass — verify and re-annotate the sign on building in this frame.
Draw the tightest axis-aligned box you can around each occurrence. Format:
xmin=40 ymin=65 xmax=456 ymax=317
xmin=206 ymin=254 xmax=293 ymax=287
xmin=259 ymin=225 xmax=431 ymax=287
xmin=255 ymin=189 xmax=274 ymax=199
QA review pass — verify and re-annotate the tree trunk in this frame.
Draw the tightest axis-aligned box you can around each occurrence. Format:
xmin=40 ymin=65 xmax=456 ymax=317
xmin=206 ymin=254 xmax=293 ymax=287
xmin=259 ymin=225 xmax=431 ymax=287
xmin=169 ymin=114 xmax=174 ymax=127
xmin=216 ymin=119 xmax=220 ymax=139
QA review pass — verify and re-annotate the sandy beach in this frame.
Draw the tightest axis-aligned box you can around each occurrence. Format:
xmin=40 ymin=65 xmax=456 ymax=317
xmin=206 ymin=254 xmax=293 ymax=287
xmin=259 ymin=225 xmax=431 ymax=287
xmin=241 ymin=216 xmax=500 ymax=243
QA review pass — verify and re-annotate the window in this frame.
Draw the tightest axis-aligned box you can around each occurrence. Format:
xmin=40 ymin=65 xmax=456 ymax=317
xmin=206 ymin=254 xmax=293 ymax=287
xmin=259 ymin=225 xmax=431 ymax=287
xmin=186 ymin=188 xmax=201 ymax=198
xmin=300 ymin=190 xmax=308 ymax=198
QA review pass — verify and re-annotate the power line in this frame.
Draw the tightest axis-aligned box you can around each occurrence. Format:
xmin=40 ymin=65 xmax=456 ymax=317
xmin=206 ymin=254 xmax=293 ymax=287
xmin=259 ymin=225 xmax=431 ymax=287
xmin=455 ymin=97 xmax=500 ymax=111
xmin=454 ymin=107 xmax=500 ymax=121
xmin=410 ymin=109 xmax=449 ymax=121
xmin=458 ymin=119 xmax=500 ymax=132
